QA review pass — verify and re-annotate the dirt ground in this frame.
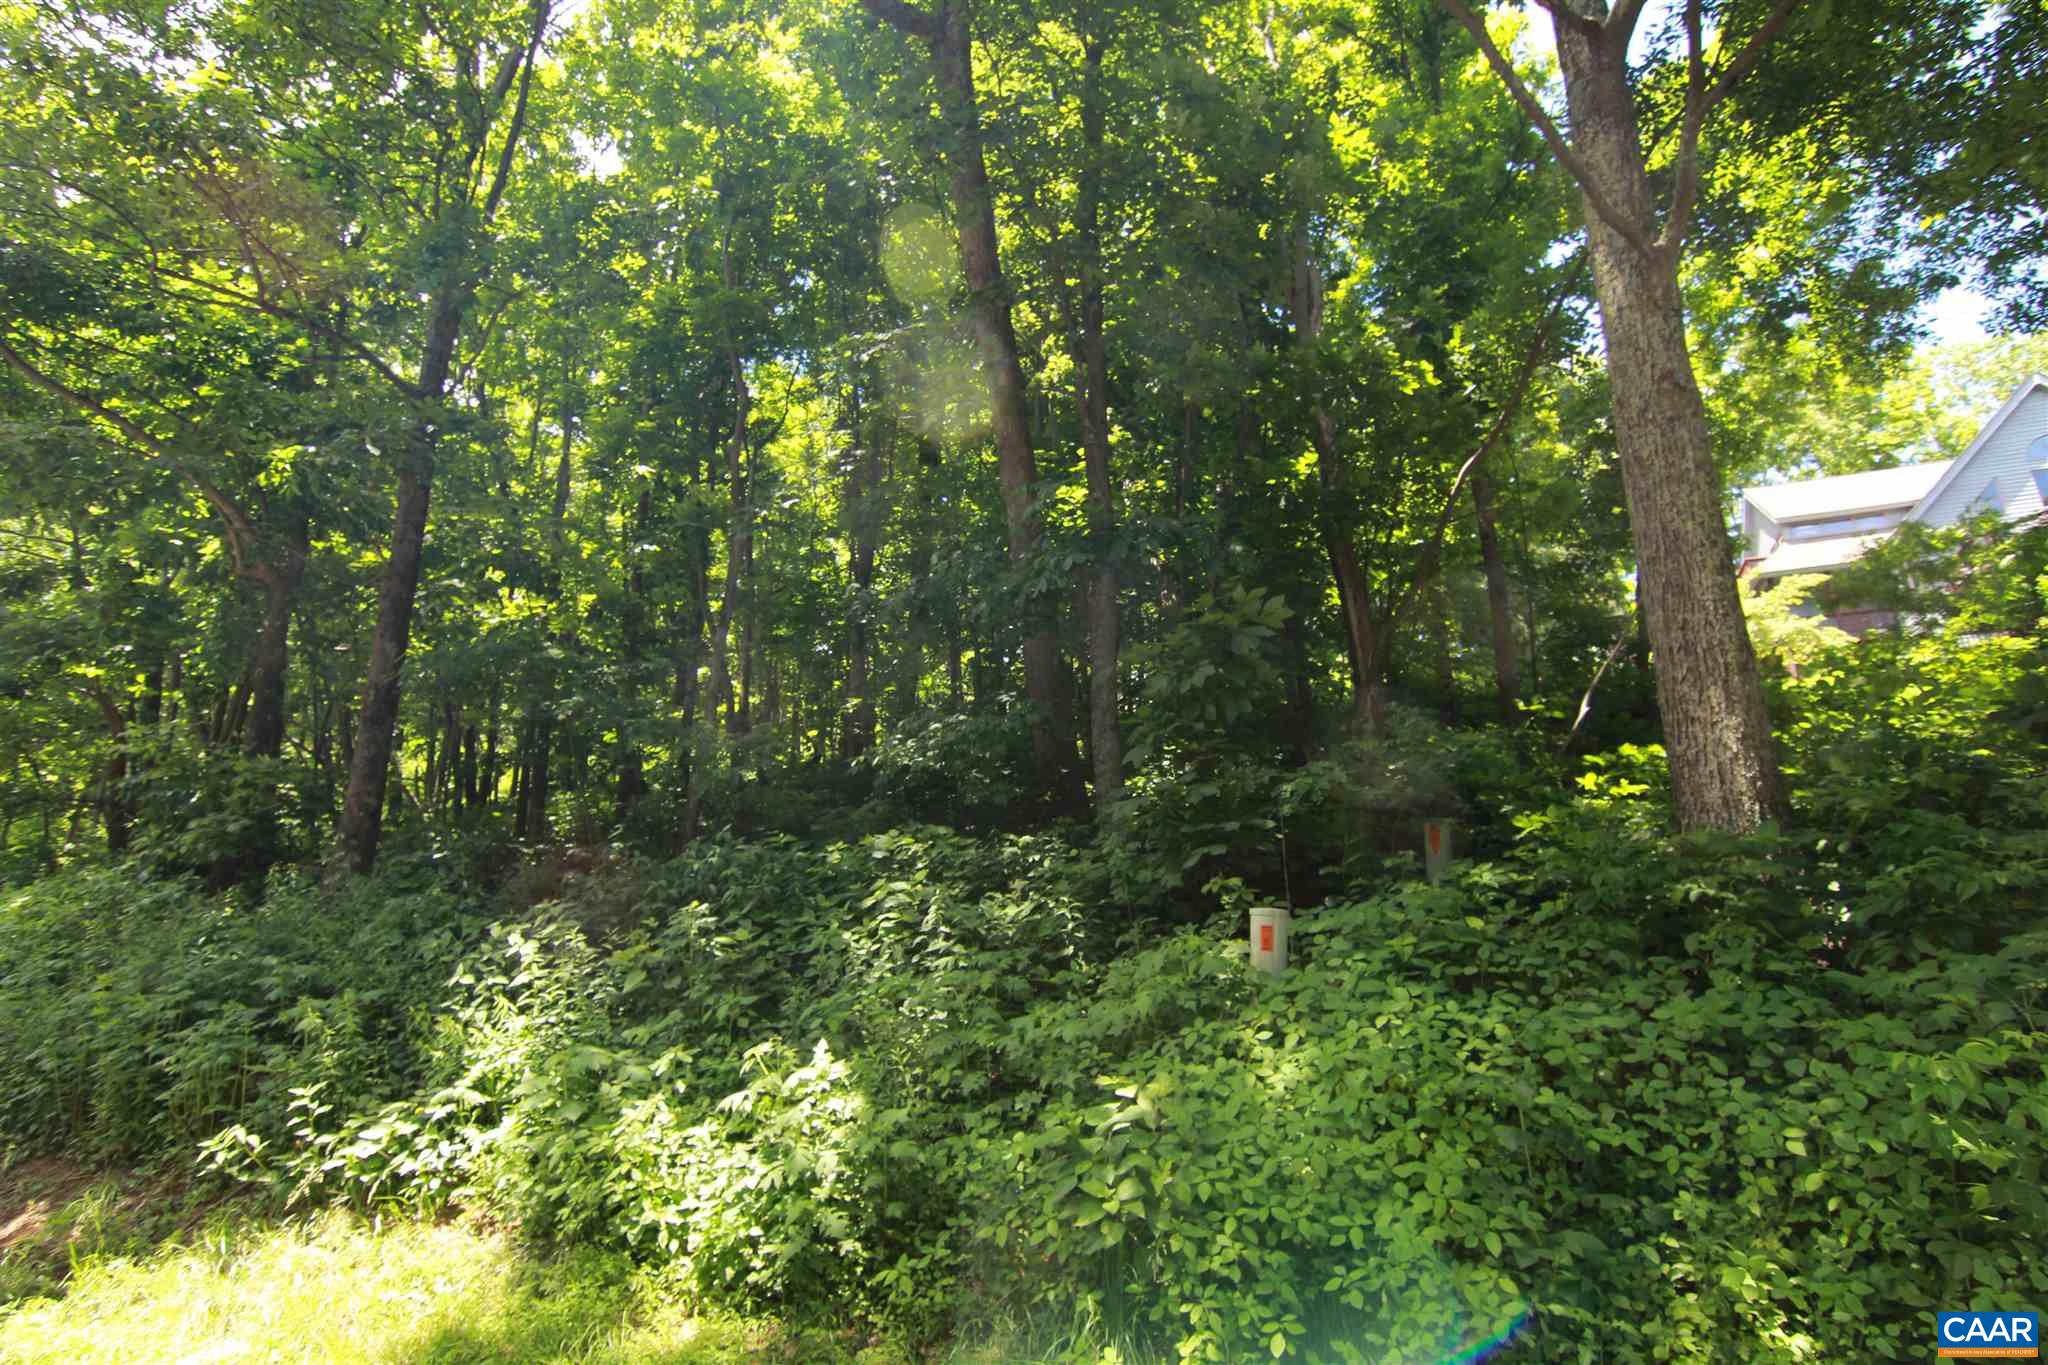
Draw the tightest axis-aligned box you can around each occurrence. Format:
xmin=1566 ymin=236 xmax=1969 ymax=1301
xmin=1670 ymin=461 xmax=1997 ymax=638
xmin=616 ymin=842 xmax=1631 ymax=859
xmin=0 ymin=1158 xmax=105 ymax=1255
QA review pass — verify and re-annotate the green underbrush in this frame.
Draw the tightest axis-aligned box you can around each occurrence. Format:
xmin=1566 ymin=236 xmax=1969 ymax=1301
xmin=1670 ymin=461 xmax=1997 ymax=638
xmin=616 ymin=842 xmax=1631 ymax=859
xmin=2 ymin=624 xmax=2045 ymax=1361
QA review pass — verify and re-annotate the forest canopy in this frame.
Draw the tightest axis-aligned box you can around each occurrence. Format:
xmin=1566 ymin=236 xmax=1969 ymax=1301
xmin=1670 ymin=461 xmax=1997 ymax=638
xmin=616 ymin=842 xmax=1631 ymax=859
xmin=2 ymin=0 xmax=2036 ymax=866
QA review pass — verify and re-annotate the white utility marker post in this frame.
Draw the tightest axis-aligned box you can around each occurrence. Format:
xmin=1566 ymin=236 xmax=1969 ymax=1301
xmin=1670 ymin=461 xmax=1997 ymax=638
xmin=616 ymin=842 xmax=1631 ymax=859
xmin=1422 ymin=819 xmax=1454 ymax=884
xmin=1249 ymin=906 xmax=1291 ymax=975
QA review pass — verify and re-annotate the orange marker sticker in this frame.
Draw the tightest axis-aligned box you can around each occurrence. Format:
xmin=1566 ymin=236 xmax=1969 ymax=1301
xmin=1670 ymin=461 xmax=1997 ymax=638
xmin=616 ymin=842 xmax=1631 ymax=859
xmin=1260 ymin=924 xmax=1275 ymax=952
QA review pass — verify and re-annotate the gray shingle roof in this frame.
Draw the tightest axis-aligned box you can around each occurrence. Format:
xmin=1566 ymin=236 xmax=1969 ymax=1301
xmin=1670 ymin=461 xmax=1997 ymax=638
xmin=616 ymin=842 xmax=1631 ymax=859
xmin=1744 ymin=460 xmax=1954 ymax=523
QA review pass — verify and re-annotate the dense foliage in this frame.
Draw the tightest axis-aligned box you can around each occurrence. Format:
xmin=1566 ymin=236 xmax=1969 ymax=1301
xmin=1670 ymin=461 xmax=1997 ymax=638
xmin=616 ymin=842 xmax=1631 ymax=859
xmin=4 ymin=0 xmax=2047 ymax=1357
xmin=3 ymin=0 xmax=2039 ymax=865
xmin=5 ymin=544 xmax=2045 ymax=1357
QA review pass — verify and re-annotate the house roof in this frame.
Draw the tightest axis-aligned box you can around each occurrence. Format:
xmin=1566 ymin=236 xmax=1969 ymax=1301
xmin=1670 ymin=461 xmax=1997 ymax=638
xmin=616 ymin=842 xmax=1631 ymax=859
xmin=1750 ymin=531 xmax=1892 ymax=579
xmin=1744 ymin=460 xmax=1952 ymax=523
xmin=1907 ymin=373 xmax=2048 ymax=520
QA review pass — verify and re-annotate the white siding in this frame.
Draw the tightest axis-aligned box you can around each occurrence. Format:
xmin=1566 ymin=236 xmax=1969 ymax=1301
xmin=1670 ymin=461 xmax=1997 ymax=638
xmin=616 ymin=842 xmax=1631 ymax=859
xmin=1922 ymin=387 xmax=2048 ymax=527
xmin=1743 ymin=502 xmax=1783 ymax=557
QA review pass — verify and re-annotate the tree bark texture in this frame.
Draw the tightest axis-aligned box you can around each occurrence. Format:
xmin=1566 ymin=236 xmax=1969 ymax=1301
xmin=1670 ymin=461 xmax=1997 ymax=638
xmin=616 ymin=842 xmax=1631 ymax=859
xmin=1075 ymin=36 xmax=1124 ymax=813
xmin=336 ymin=287 xmax=462 ymax=874
xmin=334 ymin=2 xmax=544 ymax=873
xmin=865 ymin=0 xmax=1070 ymax=797
xmin=1470 ymin=468 xmax=1520 ymax=721
xmin=844 ymin=406 xmax=881 ymax=759
xmin=244 ymin=518 xmax=308 ymax=760
xmin=87 ymin=688 xmax=129 ymax=854
xmin=707 ymin=340 xmax=750 ymax=730
xmin=1554 ymin=17 xmax=1783 ymax=832
xmin=1290 ymin=237 xmax=1386 ymax=733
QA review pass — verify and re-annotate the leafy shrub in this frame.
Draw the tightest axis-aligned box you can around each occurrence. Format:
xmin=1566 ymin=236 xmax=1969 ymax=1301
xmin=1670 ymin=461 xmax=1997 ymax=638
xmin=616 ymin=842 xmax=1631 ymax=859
xmin=7 ymin=693 xmax=2046 ymax=1363
xmin=958 ymin=806 xmax=2048 ymax=1362
xmin=0 ymin=862 xmax=477 ymax=1162
xmin=609 ymin=1038 xmax=878 ymax=1309
xmin=859 ymin=709 xmax=1039 ymax=828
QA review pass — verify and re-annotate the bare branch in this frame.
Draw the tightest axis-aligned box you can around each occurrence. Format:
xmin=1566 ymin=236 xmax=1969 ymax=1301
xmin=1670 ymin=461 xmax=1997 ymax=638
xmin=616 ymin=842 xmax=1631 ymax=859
xmin=1701 ymin=0 xmax=1803 ymax=111
xmin=1436 ymin=0 xmax=1658 ymax=258
xmin=144 ymin=266 xmax=423 ymax=398
xmin=1685 ymin=0 xmax=1708 ymax=108
xmin=857 ymin=0 xmax=942 ymax=42
xmin=82 ymin=679 xmax=127 ymax=735
xmin=480 ymin=0 xmax=550 ymax=226
xmin=454 ymin=288 xmax=523 ymax=393
xmin=1653 ymin=0 xmax=1802 ymax=259
xmin=1604 ymin=0 xmax=1653 ymax=41
xmin=458 ymin=23 xmax=530 ymax=196
xmin=0 ymin=334 xmax=171 ymax=458
xmin=1565 ymin=624 xmax=1635 ymax=749
xmin=1394 ymin=254 xmax=1586 ymax=625
xmin=1654 ymin=0 xmax=1710 ymax=259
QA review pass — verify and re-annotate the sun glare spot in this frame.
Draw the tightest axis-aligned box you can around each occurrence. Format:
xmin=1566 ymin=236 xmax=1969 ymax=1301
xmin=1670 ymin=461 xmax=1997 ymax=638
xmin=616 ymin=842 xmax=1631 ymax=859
xmin=879 ymin=202 xmax=954 ymax=306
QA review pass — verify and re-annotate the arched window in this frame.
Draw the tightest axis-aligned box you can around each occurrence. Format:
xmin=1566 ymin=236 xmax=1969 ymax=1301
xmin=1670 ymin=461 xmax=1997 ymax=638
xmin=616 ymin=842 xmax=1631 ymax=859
xmin=2031 ymin=434 xmax=2048 ymax=502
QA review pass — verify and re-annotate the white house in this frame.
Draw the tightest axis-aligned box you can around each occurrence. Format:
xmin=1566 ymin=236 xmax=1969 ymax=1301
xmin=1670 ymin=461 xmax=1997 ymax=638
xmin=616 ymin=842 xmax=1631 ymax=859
xmin=1738 ymin=374 xmax=2048 ymax=632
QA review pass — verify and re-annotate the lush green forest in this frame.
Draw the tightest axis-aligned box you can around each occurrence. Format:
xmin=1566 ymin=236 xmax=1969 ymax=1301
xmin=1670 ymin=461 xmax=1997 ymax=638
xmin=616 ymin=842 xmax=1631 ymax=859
xmin=2 ymin=0 xmax=2046 ymax=1359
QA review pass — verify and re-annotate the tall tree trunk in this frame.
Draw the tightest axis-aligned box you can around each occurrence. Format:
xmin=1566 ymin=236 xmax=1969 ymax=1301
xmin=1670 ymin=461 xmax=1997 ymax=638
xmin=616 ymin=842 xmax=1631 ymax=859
xmin=386 ymin=725 xmax=406 ymax=823
xmin=88 ymin=688 xmax=129 ymax=854
xmin=217 ymin=520 xmax=312 ymax=885
xmin=863 ymin=0 xmax=1069 ymax=798
xmin=1431 ymin=569 xmax=1457 ymax=720
xmin=707 ymin=342 xmax=749 ymax=729
xmin=1325 ymin=535 xmax=1387 ymax=732
xmin=844 ymin=613 xmax=871 ymax=759
xmin=216 ymin=669 xmax=253 ymax=749
xmin=898 ymin=444 xmax=933 ymax=719
xmin=1284 ymin=603 xmax=1315 ymax=765
xmin=676 ymin=571 xmax=708 ymax=725
xmin=483 ymin=682 xmax=501 ymax=808
xmin=1074 ymin=34 xmax=1123 ymax=813
xmin=142 ymin=658 xmax=165 ymax=730
xmin=947 ymin=620 xmax=963 ymax=709
xmin=1470 ymin=468 xmax=1520 ymax=720
xmin=337 ymin=289 xmax=462 ymax=874
xmin=550 ymin=393 xmax=575 ymax=533
xmin=245 ymin=519 xmax=308 ymax=760
xmin=844 ymin=399 xmax=882 ymax=759
xmin=737 ymin=532 xmax=756 ymax=735
xmin=1553 ymin=16 xmax=1782 ymax=831
xmin=423 ymin=723 xmax=440 ymax=811
xmin=524 ymin=708 xmax=552 ymax=841
xmin=333 ymin=3 xmax=544 ymax=872
xmin=1291 ymin=235 xmax=1386 ymax=733
xmin=443 ymin=697 xmax=463 ymax=809
xmin=513 ymin=719 xmax=532 ymax=840
xmin=618 ymin=489 xmax=652 ymax=823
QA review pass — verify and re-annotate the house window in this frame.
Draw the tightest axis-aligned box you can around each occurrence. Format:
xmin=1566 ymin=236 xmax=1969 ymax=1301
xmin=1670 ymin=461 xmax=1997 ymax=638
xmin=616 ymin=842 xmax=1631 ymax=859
xmin=2032 ymin=435 xmax=2048 ymax=502
xmin=1974 ymin=478 xmax=2005 ymax=514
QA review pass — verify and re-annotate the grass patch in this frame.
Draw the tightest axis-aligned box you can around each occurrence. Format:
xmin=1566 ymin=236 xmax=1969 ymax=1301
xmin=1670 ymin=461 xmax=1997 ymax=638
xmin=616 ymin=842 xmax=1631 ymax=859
xmin=0 ymin=1160 xmax=252 ymax=1308
xmin=0 ymin=1204 xmax=877 ymax=1364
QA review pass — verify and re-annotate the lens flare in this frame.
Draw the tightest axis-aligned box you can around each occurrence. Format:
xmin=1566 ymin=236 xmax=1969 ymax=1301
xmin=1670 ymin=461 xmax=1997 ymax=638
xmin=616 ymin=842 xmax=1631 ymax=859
xmin=879 ymin=202 xmax=953 ymax=306
xmin=1440 ymin=1307 xmax=1533 ymax=1363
